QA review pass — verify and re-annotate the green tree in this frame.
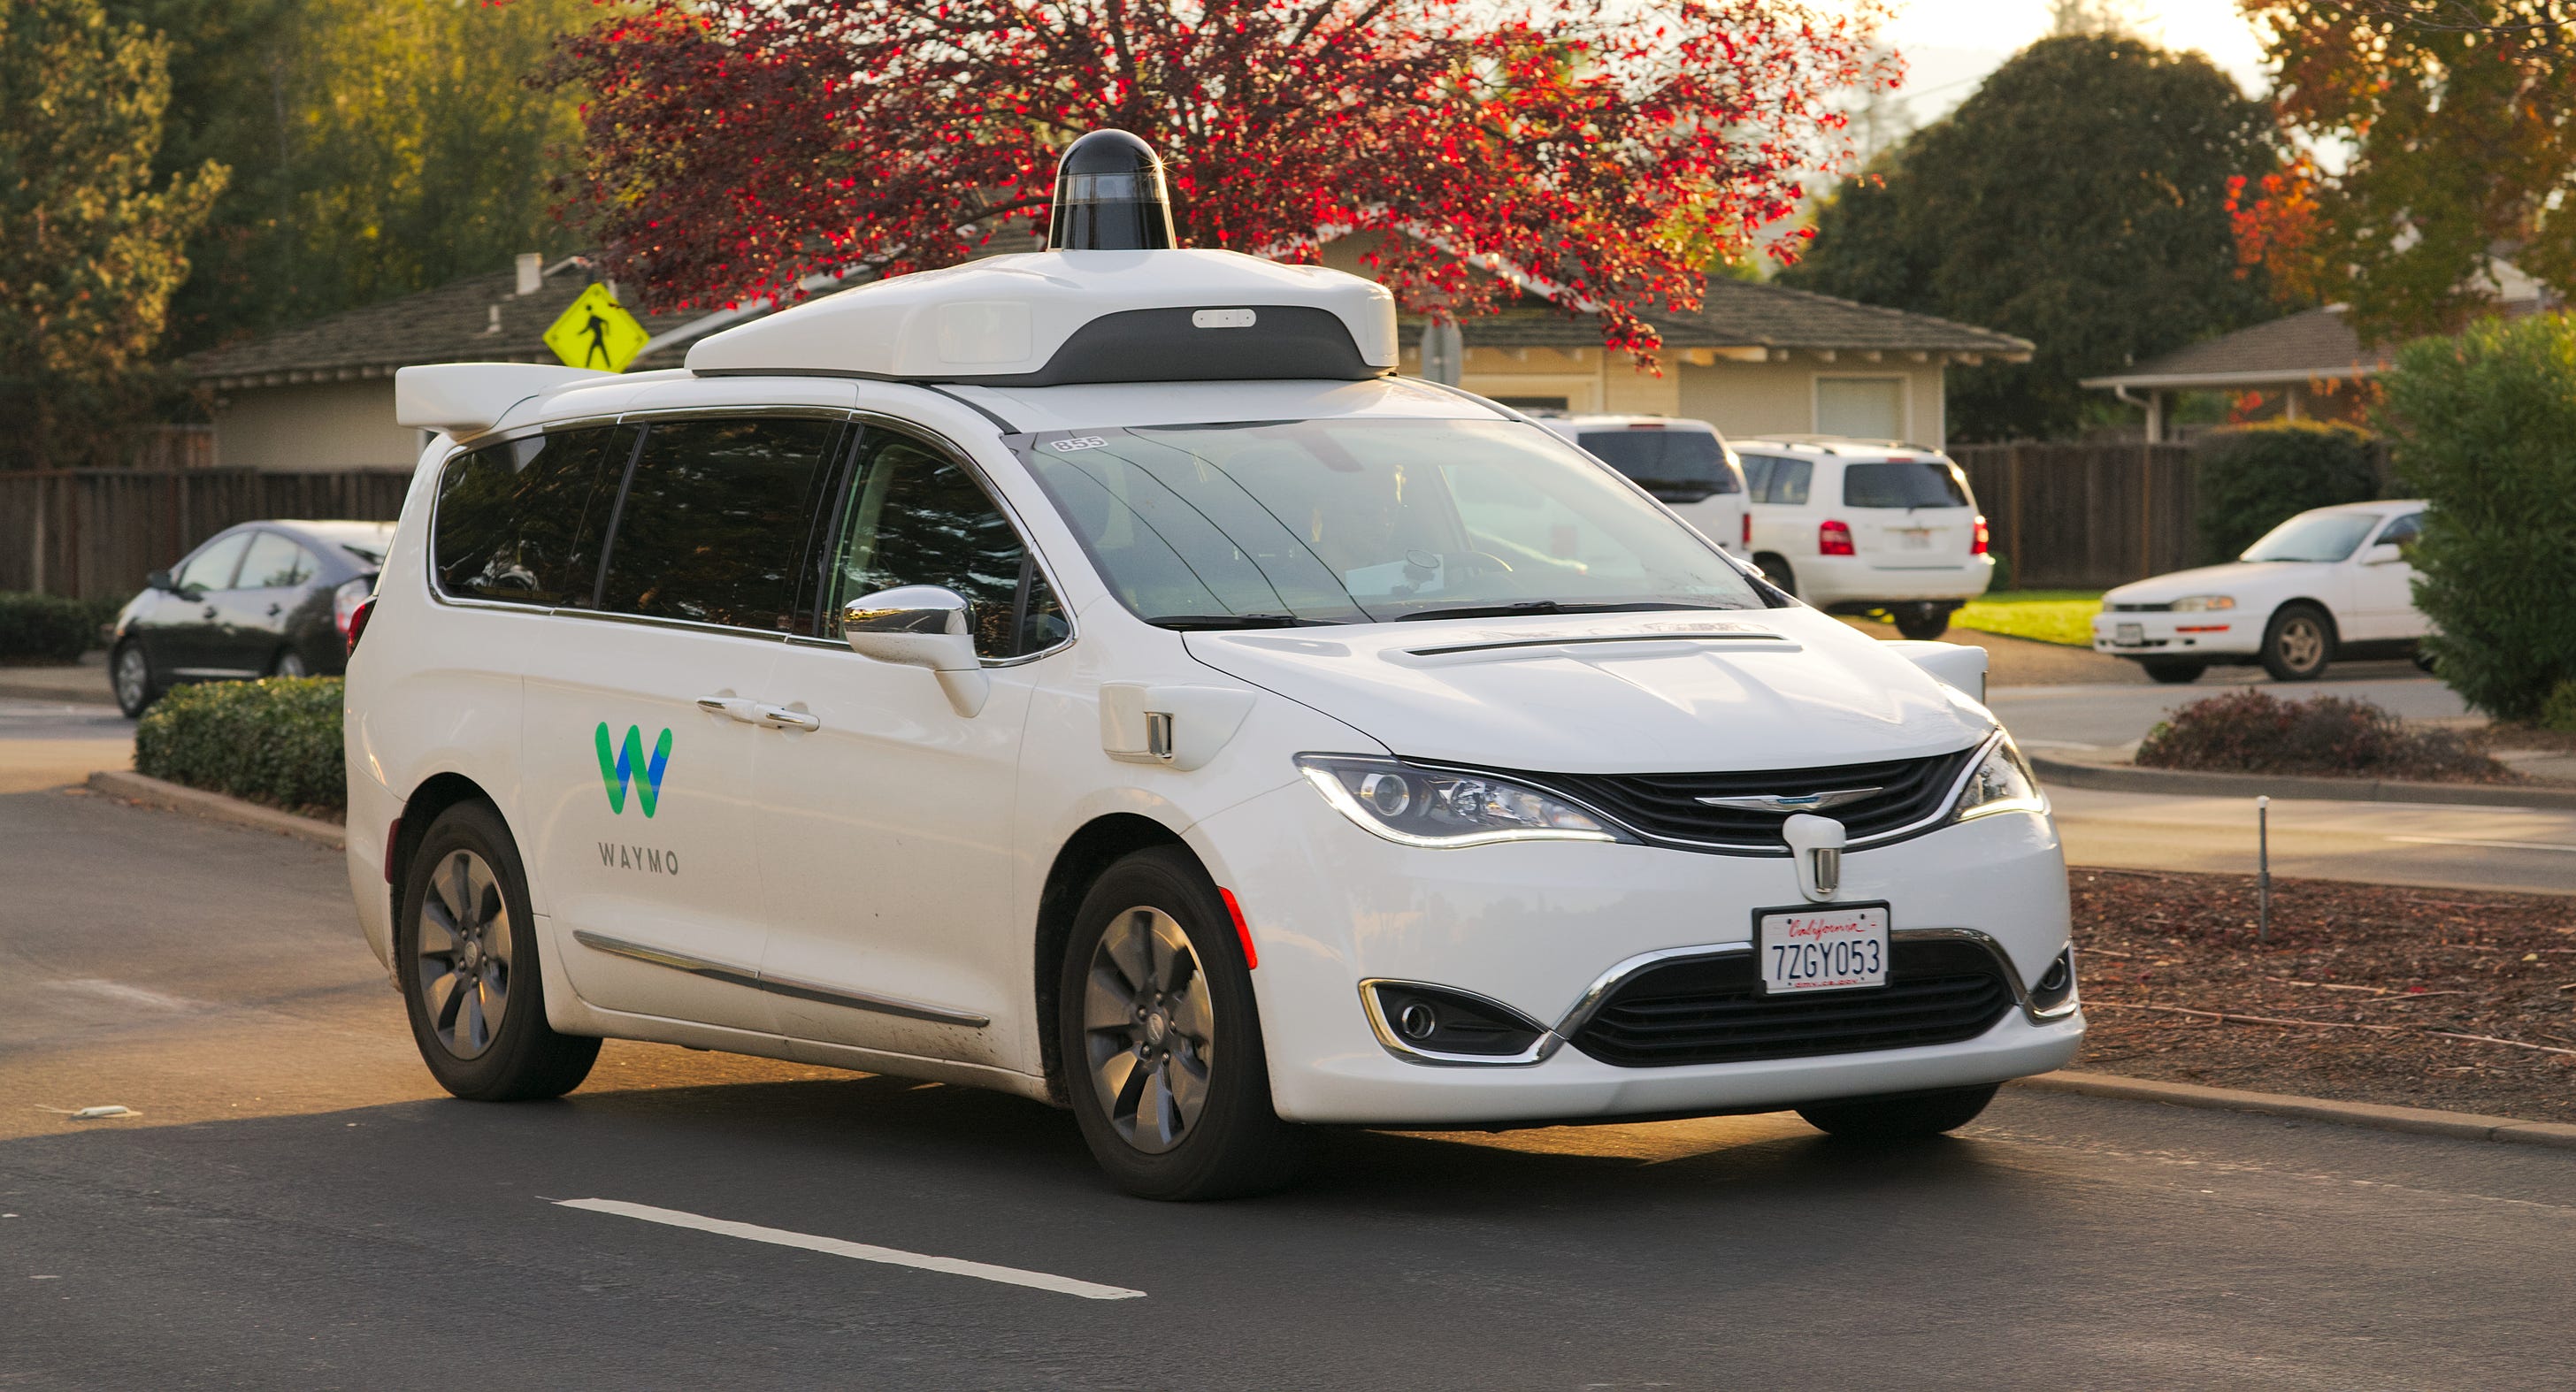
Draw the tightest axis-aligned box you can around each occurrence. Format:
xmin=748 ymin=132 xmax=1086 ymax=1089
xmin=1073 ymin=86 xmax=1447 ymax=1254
xmin=1780 ymin=34 xmax=2278 ymax=440
xmin=106 ymin=0 xmax=595 ymax=354
xmin=0 ymin=0 xmax=226 ymax=469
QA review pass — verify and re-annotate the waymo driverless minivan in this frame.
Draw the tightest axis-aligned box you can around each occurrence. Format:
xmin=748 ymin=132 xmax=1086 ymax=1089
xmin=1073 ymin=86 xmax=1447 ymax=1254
xmin=348 ymin=133 xmax=2080 ymax=1199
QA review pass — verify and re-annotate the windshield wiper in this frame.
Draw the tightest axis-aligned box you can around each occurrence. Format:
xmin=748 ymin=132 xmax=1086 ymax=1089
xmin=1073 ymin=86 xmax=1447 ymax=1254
xmin=1146 ymin=613 xmax=1341 ymax=631
xmin=1392 ymin=600 xmax=1733 ymax=623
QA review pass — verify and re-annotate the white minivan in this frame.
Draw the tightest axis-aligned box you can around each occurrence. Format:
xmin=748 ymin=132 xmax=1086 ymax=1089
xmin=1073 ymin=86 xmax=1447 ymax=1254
xmin=345 ymin=134 xmax=2079 ymax=1199
xmin=1534 ymin=415 xmax=1751 ymax=558
xmin=1736 ymin=437 xmax=1996 ymax=639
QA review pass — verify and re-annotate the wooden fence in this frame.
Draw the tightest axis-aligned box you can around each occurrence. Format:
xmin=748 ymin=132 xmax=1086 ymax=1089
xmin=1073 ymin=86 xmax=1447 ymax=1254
xmin=1948 ymin=442 xmax=2200 ymax=591
xmin=0 ymin=469 xmax=415 ymax=603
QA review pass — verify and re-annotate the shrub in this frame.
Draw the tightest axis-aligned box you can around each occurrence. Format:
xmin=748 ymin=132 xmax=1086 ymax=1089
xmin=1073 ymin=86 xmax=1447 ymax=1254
xmin=2378 ymin=314 xmax=2576 ymax=722
xmin=2544 ymin=679 xmax=2576 ymax=735
xmin=2192 ymin=420 xmax=2382 ymax=564
xmin=134 ymin=677 xmax=345 ymax=815
xmin=2136 ymin=690 xmax=2510 ymax=783
xmin=0 ymin=592 xmax=99 ymax=662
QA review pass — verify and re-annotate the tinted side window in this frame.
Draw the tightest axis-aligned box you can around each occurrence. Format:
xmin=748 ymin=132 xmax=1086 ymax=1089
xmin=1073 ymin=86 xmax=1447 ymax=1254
xmin=599 ymin=417 xmax=839 ymax=631
xmin=1762 ymin=458 xmax=1813 ymax=506
xmin=1738 ymin=453 xmax=1776 ymax=499
xmin=1843 ymin=461 xmax=1969 ymax=509
xmin=825 ymin=430 xmax=1062 ymax=658
xmin=434 ymin=427 xmax=631 ymax=606
xmin=238 ymin=532 xmax=313 ymax=588
xmin=2377 ymin=512 xmax=2423 ymax=547
xmin=1575 ymin=430 xmax=1740 ymax=500
xmin=176 ymin=532 xmax=251 ymax=592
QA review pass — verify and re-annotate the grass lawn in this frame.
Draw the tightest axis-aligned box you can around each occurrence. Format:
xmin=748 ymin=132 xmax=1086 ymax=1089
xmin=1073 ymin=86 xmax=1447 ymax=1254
xmin=1950 ymin=590 xmax=2102 ymax=647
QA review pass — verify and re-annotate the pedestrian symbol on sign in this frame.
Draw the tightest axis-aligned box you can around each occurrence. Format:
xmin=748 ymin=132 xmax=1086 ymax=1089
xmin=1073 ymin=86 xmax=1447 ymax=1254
xmin=542 ymin=283 xmax=651 ymax=373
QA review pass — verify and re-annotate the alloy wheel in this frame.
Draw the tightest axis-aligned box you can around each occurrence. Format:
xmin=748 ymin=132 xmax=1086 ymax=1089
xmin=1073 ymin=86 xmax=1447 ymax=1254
xmin=1081 ymin=906 xmax=1215 ymax=1154
xmin=415 ymin=849 xmax=512 ymax=1059
xmin=114 ymin=648 xmax=148 ymax=709
xmin=275 ymin=652 xmax=308 ymax=678
xmin=2276 ymin=616 xmax=2325 ymax=673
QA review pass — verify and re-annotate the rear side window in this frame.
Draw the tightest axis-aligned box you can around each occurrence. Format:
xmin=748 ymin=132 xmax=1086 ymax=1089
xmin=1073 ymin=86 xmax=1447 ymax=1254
xmin=1743 ymin=455 xmax=1811 ymax=506
xmin=824 ymin=428 xmax=1066 ymax=658
xmin=238 ymin=532 xmax=317 ymax=589
xmin=598 ymin=417 xmax=840 ymax=632
xmin=1574 ymin=430 xmax=1740 ymax=501
xmin=1843 ymin=461 xmax=1969 ymax=509
xmin=433 ymin=426 xmax=631 ymax=606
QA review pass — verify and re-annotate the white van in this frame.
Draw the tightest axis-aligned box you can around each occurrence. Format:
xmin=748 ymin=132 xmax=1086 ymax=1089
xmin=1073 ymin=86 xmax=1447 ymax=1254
xmin=1736 ymin=437 xmax=1995 ymax=639
xmin=1534 ymin=415 xmax=1750 ymax=557
xmin=345 ymin=134 xmax=2079 ymax=1199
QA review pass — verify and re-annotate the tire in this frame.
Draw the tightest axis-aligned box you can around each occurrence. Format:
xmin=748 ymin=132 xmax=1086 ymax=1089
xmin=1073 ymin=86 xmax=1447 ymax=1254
xmin=1057 ymin=845 xmax=1312 ymax=1200
xmin=1796 ymin=1083 xmax=1999 ymax=1141
xmin=272 ymin=649 xmax=309 ymax=678
xmin=395 ymin=801 xmax=599 ymax=1101
xmin=1890 ymin=602 xmax=1951 ymax=640
xmin=1753 ymin=554 xmax=1797 ymax=597
xmin=111 ymin=641 xmax=160 ymax=719
xmin=2142 ymin=659 xmax=2206 ymax=685
xmin=2411 ymin=646 xmax=2436 ymax=675
xmin=2259 ymin=603 xmax=2334 ymax=683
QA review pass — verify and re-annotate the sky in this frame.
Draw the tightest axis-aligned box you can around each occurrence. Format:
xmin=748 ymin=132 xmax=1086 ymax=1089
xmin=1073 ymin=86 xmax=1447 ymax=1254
xmin=1874 ymin=0 xmax=2272 ymax=133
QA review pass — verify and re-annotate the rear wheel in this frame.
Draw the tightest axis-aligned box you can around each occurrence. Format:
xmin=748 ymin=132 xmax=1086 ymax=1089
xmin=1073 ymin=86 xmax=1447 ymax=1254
xmin=2260 ymin=603 xmax=2334 ymax=682
xmin=1058 ymin=846 xmax=1311 ymax=1200
xmin=2141 ymin=659 xmax=2206 ymax=685
xmin=395 ymin=801 xmax=598 ymax=1101
xmin=1753 ymin=554 xmax=1798 ymax=598
xmin=1890 ymin=601 xmax=1952 ymax=640
xmin=272 ymin=649 xmax=309 ymax=678
xmin=111 ymin=641 xmax=160 ymax=719
xmin=1797 ymin=1083 xmax=1998 ymax=1141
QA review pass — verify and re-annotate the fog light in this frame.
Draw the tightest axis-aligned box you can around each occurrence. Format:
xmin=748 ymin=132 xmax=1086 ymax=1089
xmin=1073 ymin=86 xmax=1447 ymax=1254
xmin=1367 ymin=983 xmax=1548 ymax=1059
xmin=2031 ymin=948 xmax=2077 ymax=1012
xmin=1397 ymin=1002 xmax=1438 ymax=1040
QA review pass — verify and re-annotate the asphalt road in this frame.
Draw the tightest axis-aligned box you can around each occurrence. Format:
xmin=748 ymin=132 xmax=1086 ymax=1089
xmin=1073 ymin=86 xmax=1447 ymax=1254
xmin=2048 ymin=785 xmax=2576 ymax=897
xmin=8 ymin=782 xmax=2576 ymax=1388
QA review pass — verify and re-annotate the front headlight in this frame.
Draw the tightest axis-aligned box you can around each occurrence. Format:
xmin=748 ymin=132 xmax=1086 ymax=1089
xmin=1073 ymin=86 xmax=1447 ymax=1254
xmin=1297 ymin=755 xmax=1630 ymax=848
xmin=1951 ymin=734 xmax=2046 ymax=822
xmin=2169 ymin=594 xmax=2236 ymax=612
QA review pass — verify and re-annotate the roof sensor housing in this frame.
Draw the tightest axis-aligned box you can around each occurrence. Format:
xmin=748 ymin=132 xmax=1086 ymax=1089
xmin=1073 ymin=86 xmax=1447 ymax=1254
xmin=1048 ymin=130 xmax=1177 ymax=252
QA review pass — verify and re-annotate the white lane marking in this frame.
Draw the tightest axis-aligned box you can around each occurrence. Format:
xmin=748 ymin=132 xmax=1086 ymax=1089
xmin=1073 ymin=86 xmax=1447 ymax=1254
xmin=555 ymin=1198 xmax=1146 ymax=1300
xmin=2388 ymin=836 xmax=2576 ymax=854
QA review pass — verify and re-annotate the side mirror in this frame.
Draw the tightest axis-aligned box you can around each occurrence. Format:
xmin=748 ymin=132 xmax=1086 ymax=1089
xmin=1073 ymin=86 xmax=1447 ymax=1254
xmin=144 ymin=570 xmax=175 ymax=593
xmin=841 ymin=585 xmax=988 ymax=717
xmin=2361 ymin=542 xmax=2406 ymax=566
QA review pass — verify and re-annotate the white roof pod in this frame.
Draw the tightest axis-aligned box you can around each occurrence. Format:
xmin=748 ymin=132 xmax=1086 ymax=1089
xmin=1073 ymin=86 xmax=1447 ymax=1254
xmin=688 ymin=128 xmax=1398 ymax=386
xmin=395 ymin=363 xmax=609 ymax=436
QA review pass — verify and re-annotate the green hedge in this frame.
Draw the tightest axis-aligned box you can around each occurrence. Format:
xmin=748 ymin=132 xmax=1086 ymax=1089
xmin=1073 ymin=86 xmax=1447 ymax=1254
xmin=2193 ymin=421 xmax=2383 ymax=564
xmin=134 ymin=677 xmax=346 ymax=815
xmin=0 ymin=592 xmax=99 ymax=662
xmin=2379 ymin=314 xmax=2576 ymax=722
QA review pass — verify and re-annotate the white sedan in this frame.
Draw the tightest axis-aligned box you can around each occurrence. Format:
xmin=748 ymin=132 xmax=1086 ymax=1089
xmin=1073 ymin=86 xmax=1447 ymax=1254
xmin=2092 ymin=501 xmax=2431 ymax=683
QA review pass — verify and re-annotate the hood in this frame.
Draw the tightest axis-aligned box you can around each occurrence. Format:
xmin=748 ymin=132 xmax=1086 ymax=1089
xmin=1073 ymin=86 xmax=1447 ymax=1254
xmin=1184 ymin=608 xmax=1991 ymax=774
xmin=2107 ymin=560 xmax=2312 ymax=603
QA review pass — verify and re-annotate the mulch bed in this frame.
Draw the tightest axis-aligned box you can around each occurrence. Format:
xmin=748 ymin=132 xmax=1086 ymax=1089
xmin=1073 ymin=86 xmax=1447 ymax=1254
xmin=2069 ymin=867 xmax=2576 ymax=1124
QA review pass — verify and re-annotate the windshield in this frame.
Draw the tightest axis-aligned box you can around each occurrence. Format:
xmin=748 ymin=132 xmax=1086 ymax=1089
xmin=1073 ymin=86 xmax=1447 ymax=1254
xmin=1016 ymin=417 xmax=1766 ymax=627
xmin=2242 ymin=511 xmax=2380 ymax=563
xmin=1842 ymin=460 xmax=1969 ymax=509
xmin=1575 ymin=430 xmax=1740 ymax=501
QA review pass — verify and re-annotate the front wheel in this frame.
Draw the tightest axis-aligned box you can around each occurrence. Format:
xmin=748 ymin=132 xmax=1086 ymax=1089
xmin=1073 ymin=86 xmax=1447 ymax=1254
xmin=1058 ymin=846 xmax=1311 ymax=1200
xmin=395 ymin=801 xmax=599 ymax=1101
xmin=2260 ymin=603 xmax=2334 ymax=683
xmin=2141 ymin=659 xmax=2206 ymax=685
xmin=1890 ymin=601 xmax=1952 ymax=640
xmin=111 ymin=641 xmax=160 ymax=719
xmin=1797 ymin=1083 xmax=1999 ymax=1141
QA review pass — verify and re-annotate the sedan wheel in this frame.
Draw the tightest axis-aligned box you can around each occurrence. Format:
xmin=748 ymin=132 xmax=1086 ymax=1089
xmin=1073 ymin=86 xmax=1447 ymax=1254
xmin=111 ymin=644 xmax=157 ymax=718
xmin=2261 ymin=604 xmax=2334 ymax=682
xmin=1082 ymin=906 xmax=1216 ymax=1155
xmin=273 ymin=651 xmax=308 ymax=678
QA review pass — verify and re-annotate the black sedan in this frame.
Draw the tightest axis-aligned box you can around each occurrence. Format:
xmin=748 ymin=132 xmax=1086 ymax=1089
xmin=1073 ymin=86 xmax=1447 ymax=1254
xmin=111 ymin=519 xmax=395 ymax=717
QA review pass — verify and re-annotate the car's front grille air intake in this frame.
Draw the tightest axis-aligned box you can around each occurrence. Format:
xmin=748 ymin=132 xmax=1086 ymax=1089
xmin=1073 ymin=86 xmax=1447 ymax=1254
xmin=1516 ymin=745 xmax=1981 ymax=848
xmin=1569 ymin=939 xmax=2013 ymax=1067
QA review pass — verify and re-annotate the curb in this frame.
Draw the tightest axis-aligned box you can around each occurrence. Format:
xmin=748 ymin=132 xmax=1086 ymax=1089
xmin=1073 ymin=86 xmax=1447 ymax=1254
xmin=2029 ymin=753 xmax=2576 ymax=811
xmin=84 ymin=769 xmax=345 ymax=850
xmin=0 ymin=677 xmax=118 ymax=707
xmin=2011 ymin=1069 xmax=2576 ymax=1151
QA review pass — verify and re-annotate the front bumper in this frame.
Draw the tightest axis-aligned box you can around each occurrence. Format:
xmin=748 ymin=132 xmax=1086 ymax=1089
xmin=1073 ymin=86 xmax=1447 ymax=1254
xmin=1190 ymin=778 xmax=2081 ymax=1126
xmin=2091 ymin=610 xmax=2256 ymax=659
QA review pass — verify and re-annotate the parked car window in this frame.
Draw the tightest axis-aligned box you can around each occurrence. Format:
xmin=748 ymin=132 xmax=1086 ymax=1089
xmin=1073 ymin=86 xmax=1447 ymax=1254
xmin=1738 ymin=453 xmax=1775 ymax=498
xmin=1749 ymin=455 xmax=1811 ymax=506
xmin=1842 ymin=461 xmax=1969 ymax=509
xmin=2242 ymin=511 xmax=2378 ymax=563
xmin=1574 ymin=431 xmax=1740 ymax=501
xmin=825 ymin=429 xmax=1065 ymax=658
xmin=174 ymin=532 xmax=251 ymax=593
xmin=433 ymin=426 xmax=632 ymax=607
xmin=238 ymin=532 xmax=315 ymax=589
xmin=2375 ymin=512 xmax=2424 ymax=549
xmin=599 ymin=417 xmax=839 ymax=632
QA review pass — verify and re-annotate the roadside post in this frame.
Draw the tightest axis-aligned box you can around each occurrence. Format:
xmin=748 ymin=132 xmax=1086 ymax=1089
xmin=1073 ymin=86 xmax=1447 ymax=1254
xmin=2256 ymin=795 xmax=2271 ymax=944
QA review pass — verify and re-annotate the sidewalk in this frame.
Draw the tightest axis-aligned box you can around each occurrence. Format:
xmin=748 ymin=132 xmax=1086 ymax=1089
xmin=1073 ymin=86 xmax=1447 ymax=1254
xmin=0 ymin=653 xmax=114 ymax=706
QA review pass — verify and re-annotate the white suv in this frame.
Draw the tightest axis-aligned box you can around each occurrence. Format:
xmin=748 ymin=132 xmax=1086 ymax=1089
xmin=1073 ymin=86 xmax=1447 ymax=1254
xmin=341 ymin=140 xmax=2079 ymax=1201
xmin=1535 ymin=415 xmax=1750 ymax=557
xmin=1736 ymin=437 xmax=1995 ymax=639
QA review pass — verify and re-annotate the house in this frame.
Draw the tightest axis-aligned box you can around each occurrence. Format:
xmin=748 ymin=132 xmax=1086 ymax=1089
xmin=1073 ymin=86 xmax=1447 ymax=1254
xmin=2078 ymin=306 xmax=2390 ymax=442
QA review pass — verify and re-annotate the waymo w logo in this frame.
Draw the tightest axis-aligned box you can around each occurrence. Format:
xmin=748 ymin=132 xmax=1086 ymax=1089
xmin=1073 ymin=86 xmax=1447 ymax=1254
xmin=594 ymin=723 xmax=672 ymax=817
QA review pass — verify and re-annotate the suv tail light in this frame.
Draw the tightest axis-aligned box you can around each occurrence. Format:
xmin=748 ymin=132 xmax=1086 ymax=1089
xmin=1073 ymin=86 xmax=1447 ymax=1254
xmin=1819 ymin=520 xmax=1855 ymax=556
xmin=1741 ymin=511 xmax=1752 ymax=547
xmin=1972 ymin=516 xmax=1990 ymax=555
xmin=340 ymin=577 xmax=378 ymax=654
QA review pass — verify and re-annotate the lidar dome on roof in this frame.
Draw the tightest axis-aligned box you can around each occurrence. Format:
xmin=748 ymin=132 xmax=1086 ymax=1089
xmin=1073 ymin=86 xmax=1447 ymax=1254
xmin=684 ymin=248 xmax=1398 ymax=386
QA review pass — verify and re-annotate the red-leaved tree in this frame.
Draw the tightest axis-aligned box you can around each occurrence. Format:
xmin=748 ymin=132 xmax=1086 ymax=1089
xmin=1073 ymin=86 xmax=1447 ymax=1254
xmin=545 ymin=0 xmax=1895 ymax=361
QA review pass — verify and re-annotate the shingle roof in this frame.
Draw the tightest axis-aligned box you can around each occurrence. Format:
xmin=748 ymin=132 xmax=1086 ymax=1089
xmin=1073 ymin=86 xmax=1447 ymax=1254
xmin=2081 ymin=307 xmax=2388 ymax=389
xmin=182 ymin=268 xmax=713 ymax=388
xmin=1409 ymin=279 xmax=2033 ymax=357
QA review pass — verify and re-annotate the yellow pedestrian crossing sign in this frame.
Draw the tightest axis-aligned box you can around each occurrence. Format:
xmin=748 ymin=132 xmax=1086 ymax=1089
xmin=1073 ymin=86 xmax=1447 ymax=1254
xmin=544 ymin=283 xmax=651 ymax=373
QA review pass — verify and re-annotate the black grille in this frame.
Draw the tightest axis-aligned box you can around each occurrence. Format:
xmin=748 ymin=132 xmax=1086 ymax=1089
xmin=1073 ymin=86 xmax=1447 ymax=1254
xmin=1523 ymin=746 xmax=1981 ymax=847
xmin=2107 ymin=601 xmax=2172 ymax=612
xmin=1568 ymin=939 xmax=2012 ymax=1067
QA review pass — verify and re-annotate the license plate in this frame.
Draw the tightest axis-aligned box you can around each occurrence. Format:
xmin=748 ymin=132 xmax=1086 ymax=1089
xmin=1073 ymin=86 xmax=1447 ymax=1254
xmin=1757 ymin=904 xmax=1890 ymax=995
xmin=2116 ymin=622 xmax=2143 ymax=645
xmin=1897 ymin=529 xmax=1931 ymax=549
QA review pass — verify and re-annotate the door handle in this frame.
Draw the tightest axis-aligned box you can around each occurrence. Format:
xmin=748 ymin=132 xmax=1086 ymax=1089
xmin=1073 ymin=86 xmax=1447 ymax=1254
xmin=695 ymin=695 xmax=759 ymax=723
xmin=266 ymin=603 xmax=282 ymax=616
xmin=755 ymin=704 xmax=821 ymax=732
xmin=203 ymin=606 xmax=218 ymax=620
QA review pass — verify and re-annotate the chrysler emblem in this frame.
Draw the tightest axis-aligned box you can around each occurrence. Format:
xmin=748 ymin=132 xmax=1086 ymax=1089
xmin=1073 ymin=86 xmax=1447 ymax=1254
xmin=1695 ymin=787 xmax=1883 ymax=815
